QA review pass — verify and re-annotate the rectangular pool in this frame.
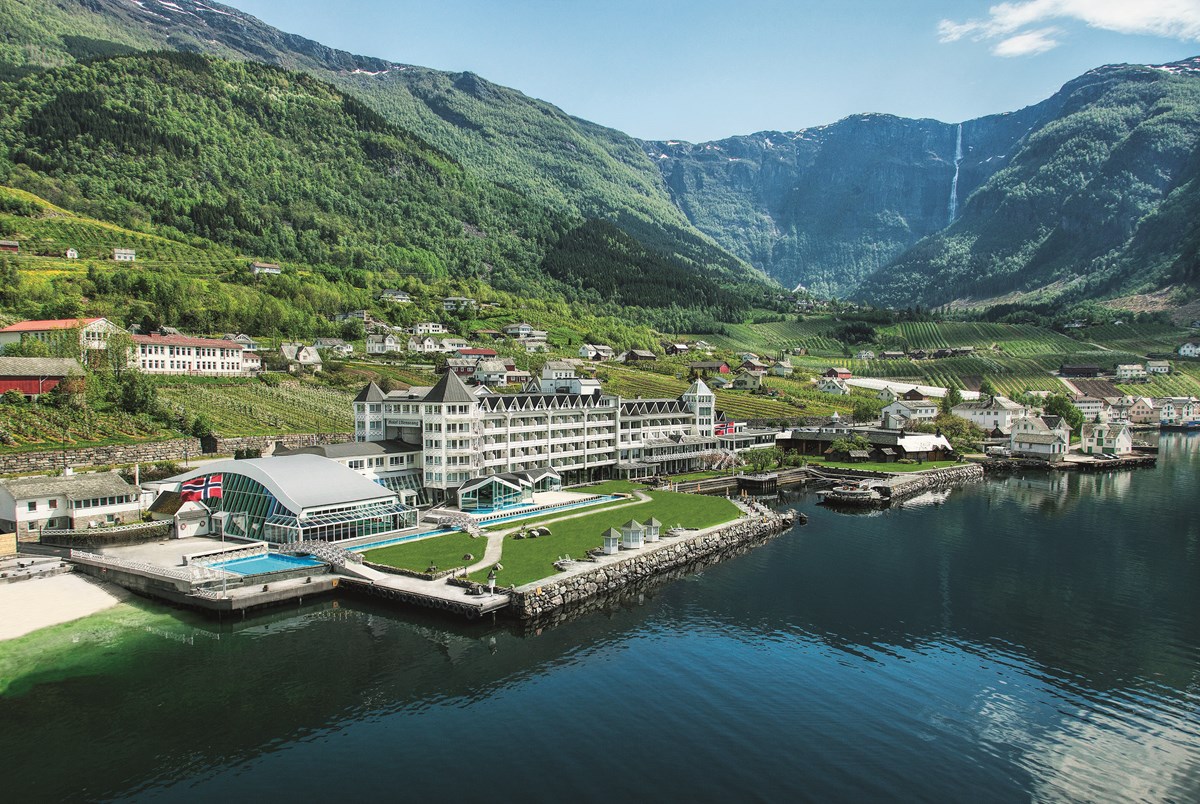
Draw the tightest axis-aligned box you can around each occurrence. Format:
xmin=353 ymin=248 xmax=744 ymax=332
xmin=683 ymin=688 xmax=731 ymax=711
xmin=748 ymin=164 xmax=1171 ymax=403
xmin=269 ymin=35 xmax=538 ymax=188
xmin=213 ymin=554 xmax=324 ymax=576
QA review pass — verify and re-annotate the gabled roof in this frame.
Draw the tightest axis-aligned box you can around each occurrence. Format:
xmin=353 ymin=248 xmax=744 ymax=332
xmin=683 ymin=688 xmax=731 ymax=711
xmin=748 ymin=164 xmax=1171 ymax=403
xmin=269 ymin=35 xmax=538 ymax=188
xmin=423 ymin=369 xmax=478 ymax=404
xmin=0 ymin=357 xmax=84 ymax=377
xmin=0 ymin=472 xmax=136 ymax=501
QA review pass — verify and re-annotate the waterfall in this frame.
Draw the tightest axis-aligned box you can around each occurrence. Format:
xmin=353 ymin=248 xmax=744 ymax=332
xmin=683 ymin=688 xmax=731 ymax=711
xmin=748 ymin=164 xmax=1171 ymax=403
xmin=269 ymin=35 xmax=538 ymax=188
xmin=948 ymin=123 xmax=963 ymax=223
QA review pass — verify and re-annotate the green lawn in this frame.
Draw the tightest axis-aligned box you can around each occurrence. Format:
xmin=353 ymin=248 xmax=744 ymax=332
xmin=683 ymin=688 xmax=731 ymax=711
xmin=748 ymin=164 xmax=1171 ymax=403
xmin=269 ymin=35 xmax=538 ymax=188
xmin=361 ymin=531 xmax=484 ymax=574
xmin=473 ymin=489 xmax=743 ymax=588
xmin=816 ymin=459 xmax=960 ymax=473
xmin=575 ymin=480 xmax=643 ymax=494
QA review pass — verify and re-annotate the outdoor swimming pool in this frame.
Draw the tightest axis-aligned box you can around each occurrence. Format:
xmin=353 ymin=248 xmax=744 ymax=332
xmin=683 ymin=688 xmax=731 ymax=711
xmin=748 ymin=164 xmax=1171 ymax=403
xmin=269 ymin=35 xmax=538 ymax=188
xmin=213 ymin=554 xmax=324 ymax=576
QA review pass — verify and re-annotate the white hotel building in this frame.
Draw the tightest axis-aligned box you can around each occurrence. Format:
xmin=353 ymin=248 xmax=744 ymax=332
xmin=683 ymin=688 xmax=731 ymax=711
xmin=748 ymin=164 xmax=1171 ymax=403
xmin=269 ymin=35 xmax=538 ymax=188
xmin=353 ymin=365 xmax=721 ymax=502
xmin=132 ymin=333 xmax=252 ymax=376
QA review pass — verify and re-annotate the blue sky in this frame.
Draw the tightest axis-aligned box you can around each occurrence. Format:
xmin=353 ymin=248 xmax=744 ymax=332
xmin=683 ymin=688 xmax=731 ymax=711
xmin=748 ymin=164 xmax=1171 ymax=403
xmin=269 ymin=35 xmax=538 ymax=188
xmin=227 ymin=0 xmax=1200 ymax=142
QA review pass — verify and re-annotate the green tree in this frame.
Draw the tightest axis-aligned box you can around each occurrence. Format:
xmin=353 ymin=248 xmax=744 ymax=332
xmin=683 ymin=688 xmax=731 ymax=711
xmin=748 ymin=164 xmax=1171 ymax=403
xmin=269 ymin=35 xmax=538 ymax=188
xmin=978 ymin=377 xmax=998 ymax=397
xmin=0 ymin=256 xmax=19 ymax=306
xmin=940 ymin=386 xmax=963 ymax=415
xmin=1044 ymin=393 xmax=1085 ymax=432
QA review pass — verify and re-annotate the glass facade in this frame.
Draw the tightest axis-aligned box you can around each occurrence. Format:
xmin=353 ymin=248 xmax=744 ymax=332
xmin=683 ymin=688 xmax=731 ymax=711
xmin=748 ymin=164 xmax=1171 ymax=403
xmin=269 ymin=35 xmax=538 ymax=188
xmin=205 ymin=472 xmax=415 ymax=544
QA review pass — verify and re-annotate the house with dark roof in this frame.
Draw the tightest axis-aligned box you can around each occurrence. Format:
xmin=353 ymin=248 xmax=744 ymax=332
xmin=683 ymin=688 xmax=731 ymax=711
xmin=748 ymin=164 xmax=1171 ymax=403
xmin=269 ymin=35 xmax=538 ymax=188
xmin=0 ymin=472 xmax=141 ymax=536
xmin=0 ymin=357 xmax=83 ymax=400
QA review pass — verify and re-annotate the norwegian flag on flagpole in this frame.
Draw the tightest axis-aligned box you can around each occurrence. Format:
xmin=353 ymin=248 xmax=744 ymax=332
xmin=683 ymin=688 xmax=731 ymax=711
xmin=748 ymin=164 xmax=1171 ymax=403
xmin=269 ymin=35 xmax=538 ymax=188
xmin=180 ymin=474 xmax=223 ymax=502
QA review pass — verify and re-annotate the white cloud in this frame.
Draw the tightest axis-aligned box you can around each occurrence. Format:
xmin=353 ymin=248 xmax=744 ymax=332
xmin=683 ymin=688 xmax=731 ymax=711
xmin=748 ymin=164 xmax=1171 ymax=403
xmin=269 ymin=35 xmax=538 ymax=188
xmin=992 ymin=28 xmax=1061 ymax=56
xmin=938 ymin=0 xmax=1200 ymax=56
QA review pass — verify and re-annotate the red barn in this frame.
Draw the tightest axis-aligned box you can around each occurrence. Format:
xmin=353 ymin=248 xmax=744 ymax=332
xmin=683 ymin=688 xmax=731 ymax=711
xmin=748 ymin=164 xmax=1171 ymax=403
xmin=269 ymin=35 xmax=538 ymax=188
xmin=0 ymin=357 xmax=84 ymax=400
xmin=0 ymin=240 xmax=18 ymax=254
xmin=823 ymin=366 xmax=853 ymax=380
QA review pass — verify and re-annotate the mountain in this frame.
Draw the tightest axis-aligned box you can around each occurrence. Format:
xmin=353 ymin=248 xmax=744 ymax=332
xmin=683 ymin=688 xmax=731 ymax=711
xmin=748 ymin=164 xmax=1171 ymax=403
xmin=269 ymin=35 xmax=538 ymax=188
xmin=0 ymin=0 xmax=760 ymax=288
xmin=859 ymin=59 xmax=1200 ymax=308
xmin=652 ymin=58 xmax=1200 ymax=307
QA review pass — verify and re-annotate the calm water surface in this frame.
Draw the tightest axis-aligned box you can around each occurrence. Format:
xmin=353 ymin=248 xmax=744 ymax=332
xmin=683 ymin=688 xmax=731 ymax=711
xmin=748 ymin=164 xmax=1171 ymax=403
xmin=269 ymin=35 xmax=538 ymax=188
xmin=2 ymin=435 xmax=1198 ymax=802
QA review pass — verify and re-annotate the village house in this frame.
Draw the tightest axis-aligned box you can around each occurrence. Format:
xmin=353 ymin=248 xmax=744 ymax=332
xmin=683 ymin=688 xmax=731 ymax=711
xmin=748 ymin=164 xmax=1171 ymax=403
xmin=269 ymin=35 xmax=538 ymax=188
xmin=503 ymin=322 xmax=535 ymax=339
xmin=882 ymin=398 xmax=938 ymax=426
xmin=280 ymin=342 xmax=322 ymax=371
xmin=620 ymin=349 xmax=657 ymax=364
xmin=112 ymin=248 xmax=135 ymax=262
xmin=856 ymin=350 xmax=875 ymax=360
xmin=770 ymin=359 xmax=794 ymax=377
xmin=1159 ymin=397 xmax=1199 ymax=426
xmin=251 ymin=261 xmax=282 ymax=276
xmin=314 ymin=338 xmax=354 ymax=357
xmin=0 ymin=239 xmax=19 ymax=254
xmin=1127 ymin=396 xmax=1158 ymax=424
xmin=222 ymin=333 xmax=260 ymax=352
xmin=0 ymin=357 xmax=83 ymax=401
xmin=379 ymin=289 xmax=412 ymax=304
xmin=403 ymin=336 xmax=438 ymax=353
xmin=879 ymin=350 xmax=906 ymax=360
xmin=731 ymin=371 xmax=763 ymax=391
xmin=1146 ymin=361 xmax=1171 ymax=375
xmin=0 ymin=472 xmax=141 ymax=537
xmin=777 ymin=425 xmax=954 ymax=462
xmin=952 ymin=395 xmax=1029 ymax=433
xmin=241 ymin=352 xmax=262 ymax=372
xmin=414 ymin=322 xmax=450 ymax=336
xmin=1105 ymin=397 xmax=1132 ymax=423
xmin=65 ymin=248 xmax=78 ymax=259
xmin=823 ymin=367 xmax=852 ymax=380
xmin=740 ymin=359 xmax=770 ymax=375
xmin=473 ymin=328 xmax=503 ymax=340
xmin=1115 ymin=363 xmax=1147 ymax=381
xmin=909 ymin=349 xmax=928 ymax=360
xmin=133 ymin=333 xmax=252 ymax=376
xmin=1071 ymin=395 xmax=1109 ymax=423
xmin=878 ymin=387 xmax=899 ymax=403
xmin=1009 ymin=415 xmax=1071 ymax=462
xmin=472 ymin=359 xmax=515 ymax=386
xmin=578 ymin=344 xmax=616 ymax=361
xmin=442 ymin=296 xmax=477 ymax=312
xmin=1179 ymin=341 xmax=1200 ymax=358
xmin=688 ymin=360 xmax=730 ymax=377
xmin=457 ymin=347 xmax=498 ymax=360
xmin=443 ymin=357 xmax=480 ymax=377
xmin=817 ymin=377 xmax=850 ymax=395
xmin=367 ymin=333 xmax=405 ymax=355
xmin=661 ymin=342 xmax=690 ymax=356
xmin=0 ymin=317 xmax=125 ymax=356
xmin=1079 ymin=422 xmax=1133 ymax=456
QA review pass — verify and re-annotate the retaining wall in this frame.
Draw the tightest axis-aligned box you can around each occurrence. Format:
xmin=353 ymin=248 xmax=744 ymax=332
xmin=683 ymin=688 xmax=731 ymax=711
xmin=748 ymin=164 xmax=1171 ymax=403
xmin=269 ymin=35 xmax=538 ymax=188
xmin=0 ymin=432 xmax=352 ymax=475
xmin=510 ymin=513 xmax=795 ymax=619
xmin=887 ymin=463 xmax=985 ymax=502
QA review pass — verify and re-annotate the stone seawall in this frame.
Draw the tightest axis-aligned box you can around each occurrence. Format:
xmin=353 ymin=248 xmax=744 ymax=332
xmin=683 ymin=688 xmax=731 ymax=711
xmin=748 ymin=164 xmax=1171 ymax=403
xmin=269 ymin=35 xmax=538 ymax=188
xmin=510 ymin=512 xmax=797 ymax=620
xmin=887 ymin=463 xmax=984 ymax=502
xmin=0 ymin=432 xmax=352 ymax=475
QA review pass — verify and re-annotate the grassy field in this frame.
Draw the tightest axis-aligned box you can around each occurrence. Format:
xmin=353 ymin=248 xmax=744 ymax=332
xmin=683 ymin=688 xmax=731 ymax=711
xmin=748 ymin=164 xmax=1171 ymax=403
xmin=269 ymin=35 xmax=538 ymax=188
xmin=361 ymin=531 xmax=483 ymax=574
xmin=469 ymin=489 xmax=742 ymax=587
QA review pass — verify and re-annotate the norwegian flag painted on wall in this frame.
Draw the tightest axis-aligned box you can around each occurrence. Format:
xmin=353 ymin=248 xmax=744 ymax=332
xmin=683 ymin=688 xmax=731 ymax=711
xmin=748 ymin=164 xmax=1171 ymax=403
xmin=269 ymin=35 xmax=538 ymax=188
xmin=180 ymin=474 xmax=223 ymax=502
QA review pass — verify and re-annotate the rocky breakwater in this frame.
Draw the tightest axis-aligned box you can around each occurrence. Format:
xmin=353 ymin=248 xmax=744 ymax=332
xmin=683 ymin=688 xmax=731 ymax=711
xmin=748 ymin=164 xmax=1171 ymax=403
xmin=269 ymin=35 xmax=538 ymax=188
xmin=885 ymin=463 xmax=984 ymax=503
xmin=511 ymin=508 xmax=800 ymax=620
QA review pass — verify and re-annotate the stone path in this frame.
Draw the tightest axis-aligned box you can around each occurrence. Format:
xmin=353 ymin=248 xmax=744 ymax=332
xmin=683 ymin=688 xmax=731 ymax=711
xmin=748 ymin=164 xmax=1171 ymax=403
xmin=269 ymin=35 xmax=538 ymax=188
xmin=460 ymin=492 xmax=653 ymax=575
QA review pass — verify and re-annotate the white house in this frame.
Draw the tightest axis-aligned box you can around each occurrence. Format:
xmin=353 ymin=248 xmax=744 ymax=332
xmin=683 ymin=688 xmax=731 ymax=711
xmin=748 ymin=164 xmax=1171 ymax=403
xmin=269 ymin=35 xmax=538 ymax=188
xmin=1071 ymin=395 xmax=1109 ymax=423
xmin=314 ymin=338 xmax=354 ymax=357
xmin=1009 ymin=416 xmax=1071 ymax=462
xmin=442 ymin=296 xmax=477 ymax=312
xmin=952 ymin=395 xmax=1029 ymax=433
xmin=882 ymin=398 xmax=938 ymax=424
xmin=368 ymin=334 xmax=404 ymax=355
xmin=0 ymin=317 xmax=125 ymax=355
xmin=503 ymin=322 xmax=535 ymax=339
xmin=65 ymin=248 xmax=78 ymax=259
xmin=251 ymin=261 xmax=282 ymax=276
xmin=1147 ymin=361 xmax=1171 ymax=375
xmin=817 ymin=377 xmax=850 ymax=395
xmin=133 ymin=333 xmax=251 ymax=376
xmin=0 ymin=472 xmax=141 ymax=537
xmin=379 ymin=289 xmax=412 ymax=304
xmin=472 ymin=359 xmax=513 ymax=385
xmin=1079 ymin=422 xmax=1133 ymax=456
xmin=222 ymin=333 xmax=260 ymax=352
xmin=113 ymin=248 xmax=135 ymax=262
xmin=579 ymin=344 xmax=616 ymax=361
xmin=413 ymin=322 xmax=450 ymax=336
xmin=1159 ymin=397 xmax=1198 ymax=426
xmin=406 ymin=336 xmax=441 ymax=353
xmin=280 ymin=342 xmax=322 ymax=370
xmin=1179 ymin=341 xmax=1200 ymax=358
xmin=1116 ymin=363 xmax=1147 ymax=381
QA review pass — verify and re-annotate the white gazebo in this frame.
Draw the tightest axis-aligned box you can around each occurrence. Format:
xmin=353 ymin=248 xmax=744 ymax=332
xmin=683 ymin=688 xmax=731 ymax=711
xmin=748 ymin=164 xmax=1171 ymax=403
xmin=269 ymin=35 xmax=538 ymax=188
xmin=602 ymin=528 xmax=622 ymax=555
xmin=644 ymin=517 xmax=662 ymax=543
xmin=621 ymin=519 xmax=645 ymax=550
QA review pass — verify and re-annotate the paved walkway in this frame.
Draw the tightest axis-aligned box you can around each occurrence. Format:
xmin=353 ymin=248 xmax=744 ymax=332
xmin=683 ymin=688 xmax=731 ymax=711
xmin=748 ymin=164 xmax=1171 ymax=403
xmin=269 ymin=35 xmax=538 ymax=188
xmin=460 ymin=491 xmax=653 ymax=575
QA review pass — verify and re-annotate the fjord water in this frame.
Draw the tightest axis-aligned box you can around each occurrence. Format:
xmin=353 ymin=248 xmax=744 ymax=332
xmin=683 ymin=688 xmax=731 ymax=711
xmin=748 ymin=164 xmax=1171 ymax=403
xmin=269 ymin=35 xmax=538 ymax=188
xmin=3 ymin=436 xmax=1198 ymax=802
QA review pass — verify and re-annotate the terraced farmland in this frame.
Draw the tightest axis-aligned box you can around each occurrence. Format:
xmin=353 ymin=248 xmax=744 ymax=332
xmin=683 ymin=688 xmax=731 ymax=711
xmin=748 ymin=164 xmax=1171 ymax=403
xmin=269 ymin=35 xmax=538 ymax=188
xmin=158 ymin=380 xmax=355 ymax=436
xmin=1084 ymin=323 xmax=1193 ymax=354
xmin=0 ymin=404 xmax=178 ymax=452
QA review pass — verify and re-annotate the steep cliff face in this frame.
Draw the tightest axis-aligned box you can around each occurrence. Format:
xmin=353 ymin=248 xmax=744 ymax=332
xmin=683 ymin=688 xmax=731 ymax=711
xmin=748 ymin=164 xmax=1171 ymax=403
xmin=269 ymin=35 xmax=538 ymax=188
xmin=647 ymin=97 xmax=1061 ymax=296
xmin=860 ymin=60 xmax=1200 ymax=307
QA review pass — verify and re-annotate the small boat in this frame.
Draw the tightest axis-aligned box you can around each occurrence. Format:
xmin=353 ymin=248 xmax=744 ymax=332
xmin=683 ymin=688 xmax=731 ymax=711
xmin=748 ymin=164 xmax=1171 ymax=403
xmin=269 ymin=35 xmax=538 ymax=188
xmin=817 ymin=482 xmax=885 ymax=507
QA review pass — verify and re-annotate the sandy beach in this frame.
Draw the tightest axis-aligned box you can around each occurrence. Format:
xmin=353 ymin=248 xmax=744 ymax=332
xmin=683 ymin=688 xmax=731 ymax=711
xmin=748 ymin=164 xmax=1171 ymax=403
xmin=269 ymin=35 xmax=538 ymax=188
xmin=0 ymin=574 xmax=133 ymax=641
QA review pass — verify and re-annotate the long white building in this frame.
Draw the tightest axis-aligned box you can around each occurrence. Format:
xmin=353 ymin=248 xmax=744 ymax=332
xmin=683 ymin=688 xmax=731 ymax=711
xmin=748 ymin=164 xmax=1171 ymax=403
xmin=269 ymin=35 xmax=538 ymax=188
xmin=133 ymin=333 xmax=252 ymax=376
xmin=353 ymin=365 xmax=720 ymax=501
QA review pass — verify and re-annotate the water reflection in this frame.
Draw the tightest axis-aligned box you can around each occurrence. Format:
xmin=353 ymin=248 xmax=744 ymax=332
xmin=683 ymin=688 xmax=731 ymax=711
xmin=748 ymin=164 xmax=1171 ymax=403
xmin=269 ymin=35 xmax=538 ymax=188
xmin=0 ymin=435 xmax=1196 ymax=801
